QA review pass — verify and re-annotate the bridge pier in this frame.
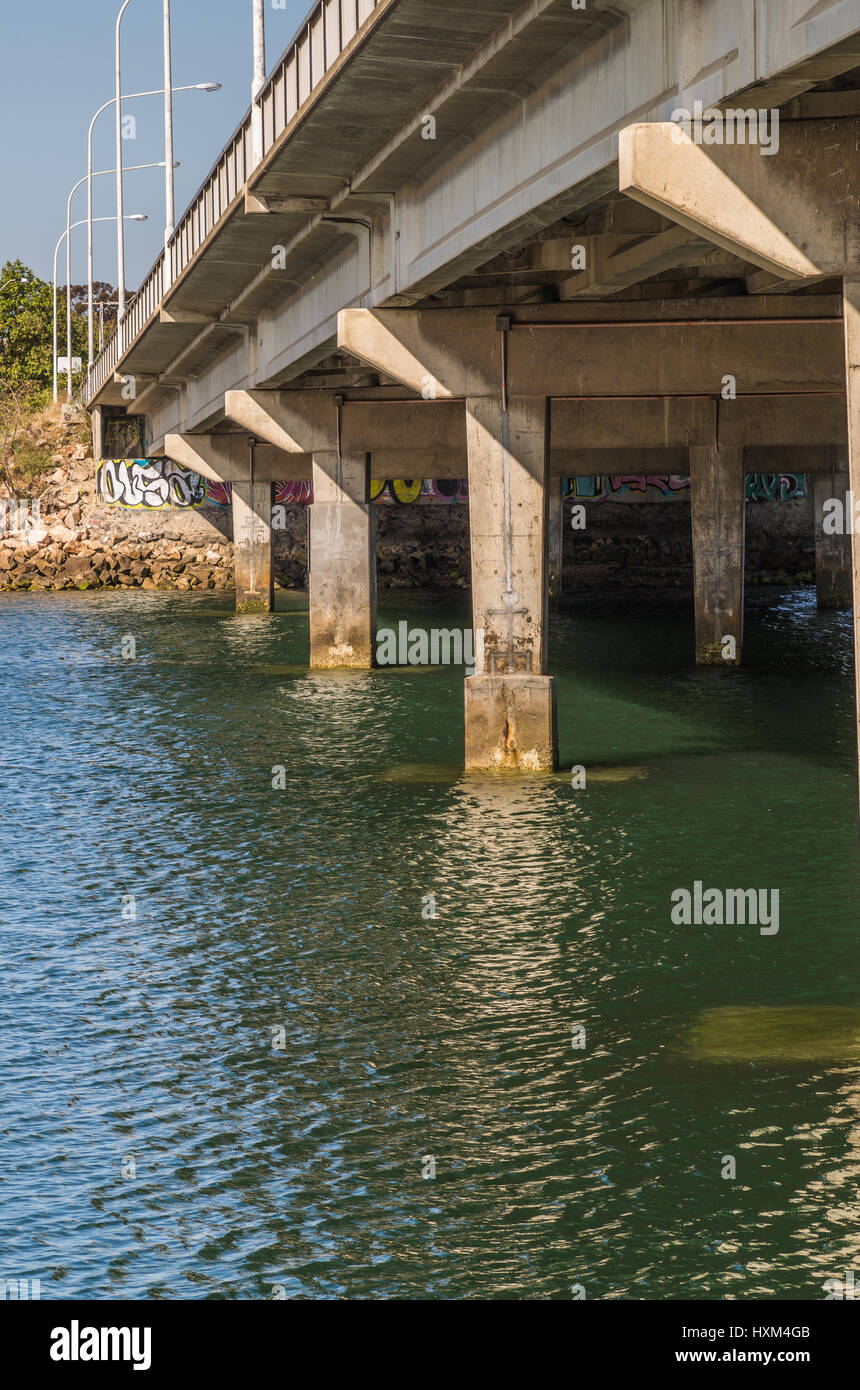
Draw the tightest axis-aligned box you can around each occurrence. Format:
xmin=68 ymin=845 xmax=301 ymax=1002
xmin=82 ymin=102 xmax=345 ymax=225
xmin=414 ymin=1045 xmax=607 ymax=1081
xmin=814 ymin=464 xmax=852 ymax=611
xmin=547 ymin=477 xmax=564 ymax=611
xmin=690 ymin=446 xmax=745 ymax=666
xmin=464 ymin=397 xmax=557 ymax=770
xmin=846 ymin=281 xmax=860 ymax=816
xmin=232 ymin=481 xmax=274 ymax=614
xmin=309 ymin=451 xmax=376 ymax=668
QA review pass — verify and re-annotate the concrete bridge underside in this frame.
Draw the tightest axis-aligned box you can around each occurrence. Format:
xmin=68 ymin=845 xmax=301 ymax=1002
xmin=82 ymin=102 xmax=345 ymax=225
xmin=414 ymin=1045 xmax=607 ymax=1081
xmin=86 ymin=0 xmax=860 ymax=780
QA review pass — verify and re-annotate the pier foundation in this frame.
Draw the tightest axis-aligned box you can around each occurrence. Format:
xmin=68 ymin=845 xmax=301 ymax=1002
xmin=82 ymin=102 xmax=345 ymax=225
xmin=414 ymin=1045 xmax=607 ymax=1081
xmin=814 ymin=464 xmax=852 ymax=610
xmin=232 ymin=481 xmax=274 ymax=614
xmin=465 ymin=396 xmax=557 ymax=769
xmin=309 ymin=451 xmax=376 ymax=668
xmin=690 ymin=446 xmax=745 ymax=666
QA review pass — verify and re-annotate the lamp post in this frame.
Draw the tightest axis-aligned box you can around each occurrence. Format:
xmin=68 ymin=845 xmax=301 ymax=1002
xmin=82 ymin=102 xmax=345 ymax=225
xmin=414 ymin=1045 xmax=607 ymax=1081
xmin=0 ymin=275 xmax=29 ymax=295
xmin=70 ymin=164 xmax=170 ymax=416
xmin=252 ymin=0 xmax=266 ymax=167
xmin=54 ymin=215 xmax=147 ymax=404
xmin=87 ymin=82 xmax=219 ymax=365
xmin=115 ymin=0 xmax=220 ymax=322
xmin=115 ymin=0 xmax=134 ymax=325
xmin=163 ymin=1 xmax=174 ymax=265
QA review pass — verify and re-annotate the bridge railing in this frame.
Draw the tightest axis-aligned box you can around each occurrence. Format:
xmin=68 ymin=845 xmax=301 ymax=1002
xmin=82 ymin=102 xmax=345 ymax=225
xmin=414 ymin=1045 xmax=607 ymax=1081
xmin=85 ymin=0 xmax=383 ymax=404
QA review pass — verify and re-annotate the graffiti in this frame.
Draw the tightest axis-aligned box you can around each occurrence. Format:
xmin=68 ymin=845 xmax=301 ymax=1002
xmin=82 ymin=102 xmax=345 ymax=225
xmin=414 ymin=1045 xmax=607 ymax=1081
xmin=275 ymin=481 xmax=312 ymax=505
xmin=96 ymin=459 xmax=206 ymax=509
xmin=564 ymin=473 xmax=807 ymax=503
xmin=370 ymin=478 xmax=468 ymax=504
xmin=564 ymin=475 xmax=690 ymax=501
xmin=97 ymin=461 xmax=808 ymax=511
xmin=204 ymin=480 xmax=232 ymax=507
xmin=745 ymin=473 xmax=807 ymax=502
xmin=97 ymin=460 xmax=469 ymax=509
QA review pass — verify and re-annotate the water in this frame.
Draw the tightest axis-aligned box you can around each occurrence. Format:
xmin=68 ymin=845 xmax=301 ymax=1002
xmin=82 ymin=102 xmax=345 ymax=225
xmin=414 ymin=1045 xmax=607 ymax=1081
xmin=1 ymin=585 xmax=859 ymax=1300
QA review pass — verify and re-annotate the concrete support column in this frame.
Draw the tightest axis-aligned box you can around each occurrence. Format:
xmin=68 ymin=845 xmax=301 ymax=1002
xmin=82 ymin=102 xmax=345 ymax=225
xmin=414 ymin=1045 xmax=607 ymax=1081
xmin=464 ymin=396 xmax=557 ymax=770
xmin=844 ymin=279 xmax=860 ymax=818
xmin=91 ymin=405 xmax=106 ymax=462
xmin=232 ymin=481 xmax=274 ymax=613
xmin=689 ymin=446 xmax=746 ymax=665
xmin=814 ymin=457 xmax=851 ymax=610
xmin=548 ymin=477 xmax=564 ymax=610
xmin=309 ymin=451 xmax=376 ymax=668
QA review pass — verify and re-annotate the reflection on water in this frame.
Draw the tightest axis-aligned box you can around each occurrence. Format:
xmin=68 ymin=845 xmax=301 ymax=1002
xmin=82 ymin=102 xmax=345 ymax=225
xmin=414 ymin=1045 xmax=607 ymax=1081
xmin=0 ymin=585 xmax=858 ymax=1300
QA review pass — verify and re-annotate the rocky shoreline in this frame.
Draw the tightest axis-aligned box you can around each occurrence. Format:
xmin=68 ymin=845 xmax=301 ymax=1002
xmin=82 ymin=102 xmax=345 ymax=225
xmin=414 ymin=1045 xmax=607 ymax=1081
xmin=1 ymin=452 xmax=236 ymax=593
xmin=1 ymin=434 xmax=815 ymax=594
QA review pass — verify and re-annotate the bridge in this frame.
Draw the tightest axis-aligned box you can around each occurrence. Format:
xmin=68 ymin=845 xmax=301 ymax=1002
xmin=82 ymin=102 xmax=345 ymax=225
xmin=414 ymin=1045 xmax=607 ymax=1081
xmin=83 ymin=0 xmax=860 ymax=779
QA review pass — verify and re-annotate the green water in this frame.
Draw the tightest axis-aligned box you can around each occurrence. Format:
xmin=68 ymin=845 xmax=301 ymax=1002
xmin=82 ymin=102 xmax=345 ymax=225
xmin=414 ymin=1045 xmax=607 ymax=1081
xmin=1 ymin=584 xmax=858 ymax=1299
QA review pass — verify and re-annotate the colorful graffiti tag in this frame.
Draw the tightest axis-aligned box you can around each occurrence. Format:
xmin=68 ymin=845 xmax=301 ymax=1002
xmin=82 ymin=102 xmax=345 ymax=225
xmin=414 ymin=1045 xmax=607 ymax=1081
xmin=96 ymin=459 xmax=207 ymax=509
xmin=370 ymin=478 xmax=468 ymax=504
xmin=98 ymin=460 xmax=809 ymax=510
xmin=563 ymin=474 xmax=807 ymax=503
xmin=745 ymin=473 xmax=807 ymax=502
xmin=96 ymin=460 xmax=469 ymax=508
xmin=565 ymin=475 xmax=690 ymax=500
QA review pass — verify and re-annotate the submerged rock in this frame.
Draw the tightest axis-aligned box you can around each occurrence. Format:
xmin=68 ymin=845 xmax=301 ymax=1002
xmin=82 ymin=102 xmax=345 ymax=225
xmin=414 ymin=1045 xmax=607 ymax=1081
xmin=685 ymin=1006 xmax=860 ymax=1063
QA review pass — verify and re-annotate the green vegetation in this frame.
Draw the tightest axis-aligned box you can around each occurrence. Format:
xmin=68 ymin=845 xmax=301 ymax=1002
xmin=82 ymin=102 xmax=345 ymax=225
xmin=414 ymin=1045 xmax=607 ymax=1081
xmin=0 ymin=259 xmax=116 ymax=392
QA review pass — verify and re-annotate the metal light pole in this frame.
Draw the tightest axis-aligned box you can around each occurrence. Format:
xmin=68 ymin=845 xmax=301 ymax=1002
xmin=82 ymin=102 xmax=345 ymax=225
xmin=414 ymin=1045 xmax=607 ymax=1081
xmin=87 ymin=82 xmax=219 ymax=366
xmin=115 ymin=0 xmax=134 ymax=323
xmin=71 ymin=161 xmax=175 ymax=392
xmin=163 ymin=1 xmax=175 ymax=278
xmin=252 ymin=0 xmax=266 ymax=167
xmin=54 ymin=215 xmax=147 ymax=404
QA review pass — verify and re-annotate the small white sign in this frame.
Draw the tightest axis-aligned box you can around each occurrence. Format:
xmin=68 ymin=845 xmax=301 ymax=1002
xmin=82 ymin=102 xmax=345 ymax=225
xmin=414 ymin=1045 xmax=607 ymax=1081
xmin=57 ymin=356 xmax=82 ymax=372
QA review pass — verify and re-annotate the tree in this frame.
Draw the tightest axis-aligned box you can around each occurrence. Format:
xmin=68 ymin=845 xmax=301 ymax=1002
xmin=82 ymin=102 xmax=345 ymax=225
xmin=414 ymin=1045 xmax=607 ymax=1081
xmin=0 ymin=259 xmax=108 ymax=391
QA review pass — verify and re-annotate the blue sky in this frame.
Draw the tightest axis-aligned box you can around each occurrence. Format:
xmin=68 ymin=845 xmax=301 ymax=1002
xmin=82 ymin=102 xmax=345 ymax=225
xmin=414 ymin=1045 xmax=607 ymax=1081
xmin=0 ymin=0 xmax=311 ymax=288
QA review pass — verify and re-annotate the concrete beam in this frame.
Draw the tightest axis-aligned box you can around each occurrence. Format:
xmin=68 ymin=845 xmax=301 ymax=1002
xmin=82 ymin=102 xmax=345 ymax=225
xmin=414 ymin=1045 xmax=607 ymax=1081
xmin=223 ymin=388 xmax=466 ymax=456
xmin=245 ymin=191 xmax=329 ymax=214
xmin=619 ymin=119 xmax=860 ymax=279
xmin=559 ymin=225 xmax=717 ymax=299
xmin=338 ymin=305 xmax=844 ymax=399
xmin=162 ymin=433 xmax=308 ymax=483
xmin=159 ymin=308 xmax=218 ymax=325
xmin=551 ymin=395 xmax=846 ymax=454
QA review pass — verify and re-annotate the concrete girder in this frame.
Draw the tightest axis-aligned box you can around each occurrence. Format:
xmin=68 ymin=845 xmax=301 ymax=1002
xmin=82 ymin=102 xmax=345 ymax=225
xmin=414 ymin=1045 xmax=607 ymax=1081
xmin=558 ymin=225 xmax=720 ymax=299
xmin=619 ymin=119 xmax=860 ymax=281
xmin=338 ymin=305 xmax=845 ymax=400
xmin=551 ymin=395 xmax=846 ymax=453
xmin=223 ymin=388 xmax=466 ymax=456
xmin=162 ymin=433 xmax=305 ymax=483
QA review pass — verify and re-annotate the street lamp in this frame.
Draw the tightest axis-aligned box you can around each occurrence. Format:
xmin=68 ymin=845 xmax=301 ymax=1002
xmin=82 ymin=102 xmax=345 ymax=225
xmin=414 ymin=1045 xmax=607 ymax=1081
xmin=68 ymin=164 xmax=175 ymax=408
xmin=252 ymin=0 xmax=266 ymax=167
xmin=88 ymin=80 xmax=219 ymax=364
xmin=115 ymin=0 xmax=221 ymax=321
xmin=54 ymin=216 xmax=147 ymax=404
xmin=0 ymin=274 xmax=30 ymax=297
